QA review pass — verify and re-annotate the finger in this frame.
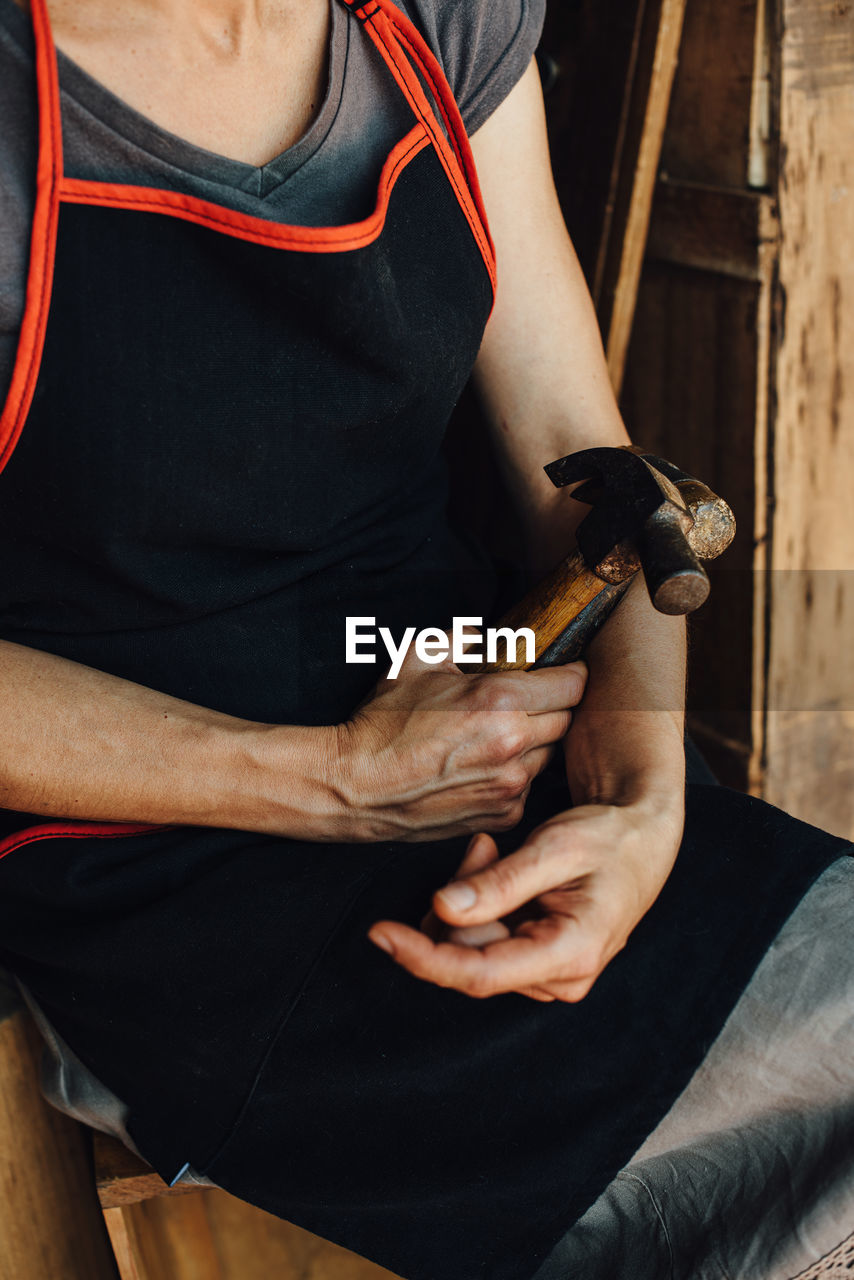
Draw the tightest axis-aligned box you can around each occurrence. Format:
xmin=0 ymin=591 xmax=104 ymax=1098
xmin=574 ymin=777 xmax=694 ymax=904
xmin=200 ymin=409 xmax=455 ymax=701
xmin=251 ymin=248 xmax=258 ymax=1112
xmin=518 ymin=745 xmax=558 ymax=785
xmin=446 ymin=920 xmax=512 ymax=947
xmin=368 ymin=915 xmax=572 ymax=998
xmin=432 ymin=827 xmax=583 ymax=927
xmin=418 ymin=832 xmax=499 ymax=936
xmin=418 ymin=907 xmax=444 ymax=940
xmin=530 ymin=977 xmax=597 ymax=1004
xmin=514 ymin=986 xmax=557 ymax=1002
xmin=524 ymin=710 xmax=573 ymax=749
xmin=505 ymin=662 xmax=587 ymax=715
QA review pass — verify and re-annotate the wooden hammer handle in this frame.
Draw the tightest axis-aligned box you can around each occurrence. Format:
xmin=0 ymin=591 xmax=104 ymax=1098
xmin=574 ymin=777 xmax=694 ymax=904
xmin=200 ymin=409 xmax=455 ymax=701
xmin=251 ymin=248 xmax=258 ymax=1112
xmin=469 ymin=549 xmax=636 ymax=673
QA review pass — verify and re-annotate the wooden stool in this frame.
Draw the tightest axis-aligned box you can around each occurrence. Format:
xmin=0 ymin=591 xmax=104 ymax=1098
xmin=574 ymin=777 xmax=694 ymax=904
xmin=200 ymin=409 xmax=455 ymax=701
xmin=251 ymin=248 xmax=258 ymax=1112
xmin=93 ymin=1131 xmax=216 ymax=1280
xmin=92 ymin=1130 xmax=403 ymax=1280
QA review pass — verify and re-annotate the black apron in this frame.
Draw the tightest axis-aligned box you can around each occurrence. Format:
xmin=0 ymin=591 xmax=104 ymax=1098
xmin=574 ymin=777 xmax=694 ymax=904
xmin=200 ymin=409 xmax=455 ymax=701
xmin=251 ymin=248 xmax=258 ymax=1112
xmin=0 ymin=1 xmax=849 ymax=1277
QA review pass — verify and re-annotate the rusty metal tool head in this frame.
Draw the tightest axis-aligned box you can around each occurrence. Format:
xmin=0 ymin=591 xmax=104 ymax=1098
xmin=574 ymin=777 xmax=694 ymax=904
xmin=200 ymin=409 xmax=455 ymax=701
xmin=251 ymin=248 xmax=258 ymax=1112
xmin=543 ymin=445 xmax=736 ymax=616
xmin=471 ymin=444 xmax=736 ymax=673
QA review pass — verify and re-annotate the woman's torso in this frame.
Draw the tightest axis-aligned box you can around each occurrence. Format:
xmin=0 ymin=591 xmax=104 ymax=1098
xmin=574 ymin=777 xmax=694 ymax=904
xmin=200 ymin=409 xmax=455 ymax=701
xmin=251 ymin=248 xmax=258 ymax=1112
xmin=0 ymin=0 xmax=540 ymax=725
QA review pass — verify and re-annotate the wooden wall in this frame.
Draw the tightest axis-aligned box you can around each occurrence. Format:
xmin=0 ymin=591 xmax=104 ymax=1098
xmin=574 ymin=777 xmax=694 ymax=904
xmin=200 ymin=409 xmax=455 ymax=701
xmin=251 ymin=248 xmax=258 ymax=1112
xmin=618 ymin=0 xmax=854 ymax=833
xmin=763 ymin=0 xmax=854 ymax=834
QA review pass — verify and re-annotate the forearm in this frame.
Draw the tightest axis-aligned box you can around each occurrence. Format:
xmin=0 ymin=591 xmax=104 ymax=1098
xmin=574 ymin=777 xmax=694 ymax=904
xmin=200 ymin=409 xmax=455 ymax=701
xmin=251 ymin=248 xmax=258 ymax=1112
xmin=469 ymin=61 xmax=688 ymax=811
xmin=0 ymin=640 xmax=341 ymax=838
xmin=503 ymin=480 xmax=687 ymax=809
xmin=562 ymin=582 xmax=686 ymax=808
xmin=471 ymin=61 xmax=630 ymax=575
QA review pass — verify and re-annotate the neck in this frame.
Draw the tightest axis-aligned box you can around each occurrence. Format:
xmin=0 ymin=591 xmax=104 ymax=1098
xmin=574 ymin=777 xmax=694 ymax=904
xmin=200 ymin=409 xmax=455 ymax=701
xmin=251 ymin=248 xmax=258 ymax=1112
xmin=23 ymin=0 xmax=312 ymax=57
xmin=136 ymin=0 xmax=292 ymax=52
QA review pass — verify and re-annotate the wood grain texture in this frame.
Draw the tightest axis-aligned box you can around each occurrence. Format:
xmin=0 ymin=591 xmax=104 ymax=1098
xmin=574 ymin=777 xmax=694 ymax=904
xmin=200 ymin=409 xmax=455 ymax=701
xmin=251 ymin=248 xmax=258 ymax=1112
xmin=620 ymin=0 xmax=773 ymax=793
xmin=625 ymin=0 xmax=854 ymax=830
xmin=95 ymin=1132 xmax=402 ymax=1279
xmin=95 ymin=1131 xmax=206 ymax=1208
xmin=0 ymin=1010 xmax=118 ymax=1280
xmin=762 ymin=0 xmax=854 ymax=835
xmin=601 ymin=0 xmax=688 ymax=391
xmin=623 ymin=263 xmax=766 ymax=789
xmin=659 ymin=0 xmax=763 ymax=187
xmin=471 ymin=549 xmax=615 ymax=671
xmin=109 ymin=1188 xmax=403 ymax=1280
xmin=647 ymin=179 xmax=780 ymax=281
xmin=539 ymin=0 xmax=650 ymax=292
xmin=103 ymin=1209 xmax=145 ymax=1280
xmin=201 ymin=1191 xmax=403 ymax=1280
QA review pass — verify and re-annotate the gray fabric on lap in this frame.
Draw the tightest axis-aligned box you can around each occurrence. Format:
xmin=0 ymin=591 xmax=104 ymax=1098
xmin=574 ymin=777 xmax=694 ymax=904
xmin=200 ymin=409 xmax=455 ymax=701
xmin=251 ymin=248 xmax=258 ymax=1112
xmin=533 ymin=855 xmax=854 ymax=1280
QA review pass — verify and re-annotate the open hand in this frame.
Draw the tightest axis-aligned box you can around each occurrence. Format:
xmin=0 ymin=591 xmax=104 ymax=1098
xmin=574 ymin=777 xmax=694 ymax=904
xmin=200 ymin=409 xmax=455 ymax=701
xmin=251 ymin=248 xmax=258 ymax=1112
xmin=368 ymin=796 xmax=684 ymax=1001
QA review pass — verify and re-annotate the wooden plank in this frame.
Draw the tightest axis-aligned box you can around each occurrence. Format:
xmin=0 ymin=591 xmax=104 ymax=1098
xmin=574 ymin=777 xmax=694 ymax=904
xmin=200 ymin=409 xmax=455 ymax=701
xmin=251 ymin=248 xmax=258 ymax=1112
xmin=621 ymin=262 xmax=767 ymax=788
xmin=111 ymin=1187 xmax=403 ymax=1280
xmin=0 ymin=1006 xmax=118 ymax=1280
xmin=540 ymin=0 xmax=652 ymax=293
xmin=119 ymin=1194 xmax=225 ymax=1280
xmin=94 ymin=1128 xmax=401 ymax=1278
xmin=541 ymin=0 xmax=687 ymax=388
xmin=660 ymin=0 xmax=764 ymax=188
xmin=94 ymin=1131 xmax=206 ymax=1208
xmin=601 ymin=0 xmax=689 ymax=391
xmin=646 ymin=179 xmax=779 ymax=280
xmin=103 ymin=1209 xmax=145 ymax=1280
xmin=620 ymin=0 xmax=783 ymax=791
xmin=762 ymin=0 xmax=854 ymax=836
xmin=202 ymin=1190 xmax=403 ymax=1280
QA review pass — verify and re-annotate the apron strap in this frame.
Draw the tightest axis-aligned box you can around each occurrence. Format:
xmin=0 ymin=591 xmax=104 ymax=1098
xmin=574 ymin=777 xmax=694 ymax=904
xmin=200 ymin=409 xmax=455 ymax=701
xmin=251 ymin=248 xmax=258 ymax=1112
xmin=0 ymin=0 xmax=63 ymax=474
xmin=339 ymin=0 xmax=496 ymax=292
xmin=0 ymin=0 xmax=496 ymax=478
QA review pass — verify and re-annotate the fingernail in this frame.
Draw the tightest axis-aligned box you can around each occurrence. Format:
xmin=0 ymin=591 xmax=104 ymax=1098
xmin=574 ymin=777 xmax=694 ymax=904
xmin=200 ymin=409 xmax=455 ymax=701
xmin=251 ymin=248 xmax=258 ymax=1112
xmin=437 ymin=881 xmax=478 ymax=911
xmin=370 ymin=933 xmax=395 ymax=956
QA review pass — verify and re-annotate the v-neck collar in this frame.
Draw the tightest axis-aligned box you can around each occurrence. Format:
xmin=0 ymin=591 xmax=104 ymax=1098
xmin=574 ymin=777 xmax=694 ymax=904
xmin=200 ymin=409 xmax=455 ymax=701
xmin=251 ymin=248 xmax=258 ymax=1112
xmin=1 ymin=0 xmax=350 ymax=200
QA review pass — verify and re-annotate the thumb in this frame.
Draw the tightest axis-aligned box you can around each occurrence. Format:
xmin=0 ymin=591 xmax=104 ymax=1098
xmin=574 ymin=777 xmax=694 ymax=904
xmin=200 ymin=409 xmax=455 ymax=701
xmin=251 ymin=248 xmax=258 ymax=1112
xmin=432 ymin=828 xmax=572 ymax=925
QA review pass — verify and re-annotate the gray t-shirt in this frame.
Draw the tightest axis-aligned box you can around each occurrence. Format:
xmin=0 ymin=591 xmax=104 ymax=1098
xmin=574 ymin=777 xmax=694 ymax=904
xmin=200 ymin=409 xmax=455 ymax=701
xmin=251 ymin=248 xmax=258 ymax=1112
xmin=0 ymin=0 xmax=545 ymax=404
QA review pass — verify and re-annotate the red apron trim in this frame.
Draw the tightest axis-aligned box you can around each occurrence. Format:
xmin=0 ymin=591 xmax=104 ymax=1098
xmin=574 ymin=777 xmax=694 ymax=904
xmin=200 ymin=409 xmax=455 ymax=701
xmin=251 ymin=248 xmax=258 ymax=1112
xmin=354 ymin=3 xmax=496 ymax=293
xmin=0 ymin=0 xmax=496 ymax=485
xmin=0 ymin=0 xmax=62 ymax=476
xmin=0 ymin=820 xmax=168 ymax=864
xmin=58 ymin=125 xmax=431 ymax=252
xmin=379 ymin=1 xmax=495 ymax=264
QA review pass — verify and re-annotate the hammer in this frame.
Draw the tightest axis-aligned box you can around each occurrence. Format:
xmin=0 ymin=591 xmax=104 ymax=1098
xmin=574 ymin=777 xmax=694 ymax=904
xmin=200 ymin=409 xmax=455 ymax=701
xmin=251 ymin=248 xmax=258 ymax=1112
xmin=471 ymin=445 xmax=735 ymax=672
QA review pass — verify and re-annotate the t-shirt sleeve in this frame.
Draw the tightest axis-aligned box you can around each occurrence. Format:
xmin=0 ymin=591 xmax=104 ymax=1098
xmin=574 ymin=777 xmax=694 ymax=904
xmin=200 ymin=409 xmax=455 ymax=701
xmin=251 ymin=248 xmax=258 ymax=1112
xmin=399 ymin=0 xmax=547 ymax=134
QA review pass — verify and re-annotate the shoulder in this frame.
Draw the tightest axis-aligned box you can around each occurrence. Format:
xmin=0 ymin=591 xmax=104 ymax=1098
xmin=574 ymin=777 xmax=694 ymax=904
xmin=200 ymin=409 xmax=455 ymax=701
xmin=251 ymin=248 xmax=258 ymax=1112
xmin=392 ymin=0 xmax=546 ymax=134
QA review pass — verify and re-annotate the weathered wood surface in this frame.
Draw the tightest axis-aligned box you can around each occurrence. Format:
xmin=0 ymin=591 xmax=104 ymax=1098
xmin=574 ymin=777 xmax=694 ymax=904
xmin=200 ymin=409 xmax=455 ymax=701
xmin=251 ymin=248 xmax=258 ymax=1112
xmin=106 ymin=1188 xmax=403 ymax=1280
xmin=599 ymin=0 xmax=688 ymax=390
xmin=540 ymin=0 xmax=653 ymax=291
xmin=94 ymin=1129 xmax=205 ymax=1208
xmin=762 ymin=0 xmax=854 ymax=834
xmin=658 ymin=0 xmax=767 ymax=187
xmin=623 ymin=263 xmax=766 ymax=787
xmin=624 ymin=0 xmax=854 ymax=833
xmin=540 ymin=0 xmax=686 ymax=389
xmin=646 ymin=179 xmax=780 ymax=282
xmin=0 ymin=993 xmax=118 ymax=1280
xmin=94 ymin=1130 xmax=402 ymax=1280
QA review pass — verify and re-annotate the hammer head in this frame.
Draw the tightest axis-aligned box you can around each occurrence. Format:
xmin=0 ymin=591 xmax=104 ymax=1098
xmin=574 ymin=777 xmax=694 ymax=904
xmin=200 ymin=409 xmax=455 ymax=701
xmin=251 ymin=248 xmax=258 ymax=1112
xmin=544 ymin=446 xmax=735 ymax=615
